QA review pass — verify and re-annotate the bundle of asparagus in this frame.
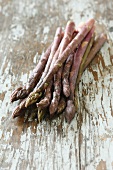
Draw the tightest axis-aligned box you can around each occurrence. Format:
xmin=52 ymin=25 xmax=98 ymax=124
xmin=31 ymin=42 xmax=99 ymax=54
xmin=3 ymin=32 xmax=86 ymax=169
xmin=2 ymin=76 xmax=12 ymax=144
xmin=11 ymin=19 xmax=107 ymax=123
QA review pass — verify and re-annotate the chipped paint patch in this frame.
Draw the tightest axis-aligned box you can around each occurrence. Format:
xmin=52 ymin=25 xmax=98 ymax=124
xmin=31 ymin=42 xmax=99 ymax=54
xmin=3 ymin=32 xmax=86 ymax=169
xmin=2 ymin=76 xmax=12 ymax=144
xmin=10 ymin=24 xmax=25 ymax=41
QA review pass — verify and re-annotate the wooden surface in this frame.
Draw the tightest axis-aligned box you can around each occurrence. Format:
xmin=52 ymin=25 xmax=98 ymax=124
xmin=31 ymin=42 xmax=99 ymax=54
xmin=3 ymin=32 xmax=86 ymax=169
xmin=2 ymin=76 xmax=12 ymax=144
xmin=0 ymin=0 xmax=113 ymax=169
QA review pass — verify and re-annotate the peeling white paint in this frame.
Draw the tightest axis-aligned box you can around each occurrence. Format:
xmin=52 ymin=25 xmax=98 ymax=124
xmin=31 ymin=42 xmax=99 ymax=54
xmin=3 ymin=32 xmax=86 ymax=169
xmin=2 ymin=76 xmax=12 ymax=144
xmin=20 ymin=73 xmax=28 ymax=84
xmin=10 ymin=24 xmax=25 ymax=41
xmin=43 ymin=26 xmax=50 ymax=34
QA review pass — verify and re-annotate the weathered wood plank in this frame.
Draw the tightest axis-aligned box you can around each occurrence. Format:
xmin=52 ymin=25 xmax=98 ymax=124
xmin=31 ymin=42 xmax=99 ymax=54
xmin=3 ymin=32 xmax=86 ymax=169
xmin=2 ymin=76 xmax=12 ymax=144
xmin=0 ymin=0 xmax=113 ymax=169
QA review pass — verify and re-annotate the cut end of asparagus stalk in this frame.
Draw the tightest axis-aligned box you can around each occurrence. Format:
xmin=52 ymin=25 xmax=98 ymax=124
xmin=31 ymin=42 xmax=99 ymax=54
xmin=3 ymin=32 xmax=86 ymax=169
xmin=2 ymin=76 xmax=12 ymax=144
xmin=86 ymin=18 xmax=95 ymax=30
xmin=101 ymin=33 xmax=107 ymax=39
xmin=55 ymin=27 xmax=62 ymax=36
xmin=66 ymin=21 xmax=75 ymax=32
xmin=66 ymin=21 xmax=75 ymax=36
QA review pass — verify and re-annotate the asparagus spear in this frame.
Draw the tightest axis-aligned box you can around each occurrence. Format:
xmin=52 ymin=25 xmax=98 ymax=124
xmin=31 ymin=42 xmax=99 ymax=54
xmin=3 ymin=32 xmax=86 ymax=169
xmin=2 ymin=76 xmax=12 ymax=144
xmin=35 ymin=27 xmax=62 ymax=89
xmin=62 ymin=53 xmax=74 ymax=97
xmin=49 ymin=71 xmax=62 ymax=115
xmin=76 ymin=34 xmax=95 ymax=84
xmin=49 ymin=21 xmax=75 ymax=116
xmin=65 ymin=26 xmax=95 ymax=123
xmin=10 ymin=44 xmax=52 ymax=102
xmin=25 ymin=19 xmax=95 ymax=107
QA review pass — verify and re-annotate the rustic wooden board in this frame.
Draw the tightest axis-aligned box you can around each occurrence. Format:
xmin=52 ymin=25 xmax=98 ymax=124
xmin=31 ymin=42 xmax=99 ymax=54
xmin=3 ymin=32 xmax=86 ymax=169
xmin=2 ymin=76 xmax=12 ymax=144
xmin=0 ymin=0 xmax=113 ymax=169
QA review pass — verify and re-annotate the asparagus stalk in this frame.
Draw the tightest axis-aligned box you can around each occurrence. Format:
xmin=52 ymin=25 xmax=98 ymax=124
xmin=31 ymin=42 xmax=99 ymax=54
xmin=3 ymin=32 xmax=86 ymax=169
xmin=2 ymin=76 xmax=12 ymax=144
xmin=10 ymin=44 xmax=52 ymax=102
xmin=35 ymin=27 xmax=62 ymax=89
xmin=65 ymin=26 xmax=95 ymax=123
xmin=62 ymin=53 xmax=74 ymax=97
xmin=77 ymin=34 xmax=95 ymax=84
xmin=49 ymin=71 xmax=62 ymax=115
xmin=25 ymin=19 xmax=95 ymax=108
xmin=49 ymin=21 xmax=75 ymax=116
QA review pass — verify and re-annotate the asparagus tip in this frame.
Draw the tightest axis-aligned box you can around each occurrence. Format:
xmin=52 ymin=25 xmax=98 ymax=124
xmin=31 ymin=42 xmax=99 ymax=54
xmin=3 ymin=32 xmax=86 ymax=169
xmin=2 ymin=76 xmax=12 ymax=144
xmin=101 ymin=33 xmax=107 ymax=40
xmin=12 ymin=106 xmax=20 ymax=119
xmin=10 ymin=87 xmax=23 ymax=102
xmin=25 ymin=92 xmax=42 ymax=107
xmin=67 ymin=20 xmax=75 ymax=27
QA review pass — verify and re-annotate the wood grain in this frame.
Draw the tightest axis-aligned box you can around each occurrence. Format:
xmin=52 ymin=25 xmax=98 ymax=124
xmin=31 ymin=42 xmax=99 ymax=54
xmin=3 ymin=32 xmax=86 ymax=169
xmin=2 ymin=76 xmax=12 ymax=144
xmin=0 ymin=0 xmax=113 ymax=169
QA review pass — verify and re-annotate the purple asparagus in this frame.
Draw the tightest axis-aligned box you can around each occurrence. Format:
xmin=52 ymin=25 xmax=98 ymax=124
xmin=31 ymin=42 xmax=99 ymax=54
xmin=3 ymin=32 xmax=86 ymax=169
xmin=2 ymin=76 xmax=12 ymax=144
xmin=65 ymin=26 xmax=95 ymax=123
xmin=25 ymin=19 xmax=95 ymax=108
xmin=62 ymin=53 xmax=74 ymax=97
